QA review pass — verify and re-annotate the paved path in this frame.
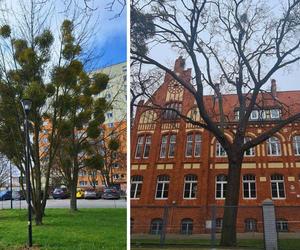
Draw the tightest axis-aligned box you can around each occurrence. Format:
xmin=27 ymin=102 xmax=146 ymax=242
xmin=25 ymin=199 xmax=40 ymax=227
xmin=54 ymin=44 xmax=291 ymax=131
xmin=0 ymin=198 xmax=126 ymax=209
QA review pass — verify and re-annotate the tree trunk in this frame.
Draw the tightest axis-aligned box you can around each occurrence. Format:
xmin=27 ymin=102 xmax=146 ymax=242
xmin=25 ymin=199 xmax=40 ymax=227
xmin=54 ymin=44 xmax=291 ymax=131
xmin=70 ymin=182 xmax=77 ymax=212
xmin=220 ymin=157 xmax=243 ymax=246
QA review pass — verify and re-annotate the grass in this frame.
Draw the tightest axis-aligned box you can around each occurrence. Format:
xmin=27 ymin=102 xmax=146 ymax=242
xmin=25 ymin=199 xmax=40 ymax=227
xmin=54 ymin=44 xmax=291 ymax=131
xmin=132 ymin=238 xmax=300 ymax=250
xmin=0 ymin=208 xmax=126 ymax=250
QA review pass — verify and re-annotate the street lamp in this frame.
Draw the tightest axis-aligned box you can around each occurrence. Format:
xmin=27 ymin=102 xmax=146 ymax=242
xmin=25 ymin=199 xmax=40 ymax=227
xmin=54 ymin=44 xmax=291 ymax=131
xmin=21 ymin=98 xmax=32 ymax=247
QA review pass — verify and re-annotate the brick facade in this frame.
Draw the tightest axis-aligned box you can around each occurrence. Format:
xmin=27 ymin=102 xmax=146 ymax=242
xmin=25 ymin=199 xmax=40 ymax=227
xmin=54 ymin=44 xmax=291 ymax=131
xmin=131 ymin=57 xmax=300 ymax=234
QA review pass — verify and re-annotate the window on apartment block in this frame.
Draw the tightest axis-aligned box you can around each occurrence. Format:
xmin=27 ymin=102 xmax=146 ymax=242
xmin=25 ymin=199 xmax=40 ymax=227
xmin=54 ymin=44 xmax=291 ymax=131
xmin=163 ymin=102 xmax=182 ymax=120
xmin=244 ymin=137 xmax=255 ymax=156
xmin=216 ymin=175 xmax=227 ymax=199
xmin=130 ymin=175 xmax=143 ymax=199
xmin=293 ymin=136 xmax=300 ymax=155
xmin=150 ymin=218 xmax=163 ymax=235
xmin=183 ymin=175 xmax=197 ymax=199
xmin=267 ymin=137 xmax=281 ymax=156
xmin=181 ymin=219 xmax=193 ymax=235
xmin=276 ymin=219 xmax=288 ymax=232
xmin=159 ymin=134 xmax=177 ymax=158
xmin=135 ymin=135 xmax=152 ymax=159
xmin=271 ymin=174 xmax=285 ymax=199
xmin=155 ymin=175 xmax=170 ymax=199
xmin=216 ymin=141 xmax=227 ymax=157
xmin=243 ymin=174 xmax=256 ymax=199
xmin=245 ymin=218 xmax=257 ymax=232
xmin=185 ymin=133 xmax=201 ymax=157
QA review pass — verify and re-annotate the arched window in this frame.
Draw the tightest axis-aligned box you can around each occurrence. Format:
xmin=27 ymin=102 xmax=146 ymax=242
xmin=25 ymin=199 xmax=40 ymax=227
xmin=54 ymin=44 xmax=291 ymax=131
xmin=135 ymin=135 xmax=152 ymax=159
xmin=185 ymin=133 xmax=202 ymax=157
xmin=267 ymin=137 xmax=281 ymax=156
xmin=243 ymin=175 xmax=256 ymax=199
xmin=293 ymin=136 xmax=300 ymax=156
xmin=271 ymin=174 xmax=285 ymax=198
xmin=244 ymin=137 xmax=255 ymax=156
xmin=276 ymin=219 xmax=288 ymax=232
xmin=216 ymin=175 xmax=227 ymax=199
xmin=155 ymin=175 xmax=170 ymax=199
xmin=216 ymin=141 xmax=227 ymax=157
xmin=163 ymin=102 xmax=182 ymax=120
xmin=150 ymin=218 xmax=163 ymax=235
xmin=245 ymin=218 xmax=257 ymax=232
xmin=183 ymin=175 xmax=198 ymax=199
xmin=159 ymin=134 xmax=177 ymax=158
xmin=181 ymin=218 xmax=193 ymax=235
xmin=130 ymin=176 xmax=143 ymax=199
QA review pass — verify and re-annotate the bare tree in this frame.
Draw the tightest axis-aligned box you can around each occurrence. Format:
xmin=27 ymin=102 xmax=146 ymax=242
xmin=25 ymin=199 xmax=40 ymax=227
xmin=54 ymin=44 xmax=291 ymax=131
xmin=131 ymin=0 xmax=300 ymax=246
xmin=0 ymin=157 xmax=9 ymax=188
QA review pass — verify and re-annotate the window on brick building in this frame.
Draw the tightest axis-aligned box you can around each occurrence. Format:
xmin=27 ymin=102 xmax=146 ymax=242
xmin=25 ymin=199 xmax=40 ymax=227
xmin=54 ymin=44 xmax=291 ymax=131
xmin=244 ymin=137 xmax=255 ymax=156
xmin=150 ymin=218 xmax=163 ymax=235
xmin=185 ymin=133 xmax=202 ymax=157
xmin=183 ymin=175 xmax=197 ymax=199
xmin=163 ymin=102 xmax=182 ymax=120
xmin=155 ymin=175 xmax=170 ymax=199
xmin=245 ymin=218 xmax=257 ymax=232
xmin=135 ymin=135 xmax=152 ymax=159
xmin=243 ymin=174 xmax=256 ymax=199
xmin=181 ymin=218 xmax=193 ymax=235
xmin=276 ymin=219 xmax=288 ymax=232
xmin=267 ymin=137 xmax=281 ymax=156
xmin=131 ymin=218 xmax=134 ymax=232
xmin=216 ymin=218 xmax=223 ymax=232
xmin=216 ymin=175 xmax=227 ymax=199
xmin=293 ymin=136 xmax=300 ymax=155
xmin=216 ymin=141 xmax=227 ymax=157
xmin=131 ymin=175 xmax=143 ymax=199
xmin=271 ymin=174 xmax=285 ymax=199
xmin=159 ymin=134 xmax=177 ymax=158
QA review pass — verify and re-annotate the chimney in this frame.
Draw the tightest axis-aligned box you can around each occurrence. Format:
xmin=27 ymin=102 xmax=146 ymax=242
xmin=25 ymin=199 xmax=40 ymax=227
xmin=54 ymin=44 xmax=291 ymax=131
xmin=174 ymin=56 xmax=185 ymax=74
xmin=271 ymin=79 xmax=277 ymax=97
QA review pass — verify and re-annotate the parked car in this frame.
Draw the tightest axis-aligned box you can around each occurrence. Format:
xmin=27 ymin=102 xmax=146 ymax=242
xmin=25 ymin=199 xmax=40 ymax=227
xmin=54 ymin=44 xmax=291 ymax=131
xmin=84 ymin=189 xmax=102 ymax=199
xmin=0 ymin=190 xmax=12 ymax=200
xmin=101 ymin=188 xmax=120 ymax=200
xmin=52 ymin=188 xmax=70 ymax=199
xmin=12 ymin=190 xmax=25 ymax=200
xmin=76 ymin=189 xmax=85 ymax=199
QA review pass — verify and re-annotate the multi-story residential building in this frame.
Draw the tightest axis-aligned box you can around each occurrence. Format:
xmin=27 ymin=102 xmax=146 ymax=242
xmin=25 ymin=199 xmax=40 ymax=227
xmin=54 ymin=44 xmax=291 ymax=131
xmin=131 ymin=57 xmax=300 ymax=234
xmin=77 ymin=62 xmax=127 ymax=191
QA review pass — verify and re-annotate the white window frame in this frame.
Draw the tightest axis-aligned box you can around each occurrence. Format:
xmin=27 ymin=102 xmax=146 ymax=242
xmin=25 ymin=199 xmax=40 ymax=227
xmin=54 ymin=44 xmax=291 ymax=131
xmin=143 ymin=135 xmax=151 ymax=158
xmin=250 ymin=110 xmax=259 ymax=120
xmin=159 ymin=135 xmax=168 ymax=158
xmin=216 ymin=142 xmax=227 ymax=157
xmin=293 ymin=136 xmax=300 ymax=156
xmin=270 ymin=175 xmax=286 ymax=199
xmin=244 ymin=137 xmax=255 ymax=157
xmin=131 ymin=176 xmax=143 ymax=199
xmin=135 ymin=136 xmax=144 ymax=159
xmin=215 ymin=175 xmax=227 ymax=199
xmin=155 ymin=175 xmax=170 ymax=199
xmin=242 ymin=175 xmax=256 ymax=199
xmin=183 ymin=175 xmax=198 ymax=199
xmin=185 ymin=134 xmax=193 ymax=157
xmin=267 ymin=137 xmax=281 ymax=156
xmin=270 ymin=109 xmax=280 ymax=119
xmin=194 ymin=134 xmax=201 ymax=157
xmin=168 ymin=134 xmax=176 ymax=158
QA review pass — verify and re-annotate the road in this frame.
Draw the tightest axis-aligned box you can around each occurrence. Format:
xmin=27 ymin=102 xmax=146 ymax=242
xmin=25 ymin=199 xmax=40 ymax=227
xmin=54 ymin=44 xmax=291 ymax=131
xmin=0 ymin=198 xmax=126 ymax=209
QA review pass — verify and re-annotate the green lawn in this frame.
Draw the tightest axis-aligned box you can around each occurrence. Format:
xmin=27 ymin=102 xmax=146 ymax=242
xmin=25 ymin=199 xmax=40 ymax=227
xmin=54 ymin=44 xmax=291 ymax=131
xmin=0 ymin=208 xmax=126 ymax=250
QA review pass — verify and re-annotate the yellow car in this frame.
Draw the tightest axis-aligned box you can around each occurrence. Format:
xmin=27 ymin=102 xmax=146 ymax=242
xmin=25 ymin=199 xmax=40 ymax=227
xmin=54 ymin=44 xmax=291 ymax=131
xmin=76 ymin=189 xmax=85 ymax=199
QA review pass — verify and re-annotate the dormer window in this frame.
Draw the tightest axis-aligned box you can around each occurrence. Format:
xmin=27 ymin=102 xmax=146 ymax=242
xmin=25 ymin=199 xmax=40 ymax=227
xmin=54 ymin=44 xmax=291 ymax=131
xmin=270 ymin=109 xmax=280 ymax=119
xmin=250 ymin=110 xmax=259 ymax=120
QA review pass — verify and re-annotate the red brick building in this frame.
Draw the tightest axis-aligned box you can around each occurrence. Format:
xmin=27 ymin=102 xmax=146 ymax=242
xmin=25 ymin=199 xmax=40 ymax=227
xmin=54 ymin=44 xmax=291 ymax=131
xmin=131 ymin=57 xmax=300 ymax=235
